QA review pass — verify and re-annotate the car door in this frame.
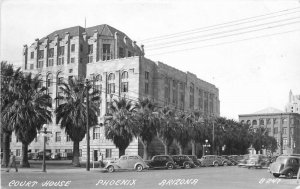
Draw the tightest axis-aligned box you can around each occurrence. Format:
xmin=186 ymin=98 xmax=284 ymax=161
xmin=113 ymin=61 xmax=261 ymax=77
xmin=118 ymin=156 xmax=128 ymax=169
xmin=289 ymin=158 xmax=299 ymax=173
xmin=128 ymin=156 xmax=138 ymax=169
xmin=152 ymin=156 xmax=160 ymax=167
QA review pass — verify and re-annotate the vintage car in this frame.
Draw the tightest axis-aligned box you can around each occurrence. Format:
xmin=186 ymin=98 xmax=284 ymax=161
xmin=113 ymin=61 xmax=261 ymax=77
xmin=237 ymin=154 xmax=250 ymax=167
xmin=244 ymin=154 xmax=270 ymax=169
xmin=224 ymin=155 xmax=238 ymax=165
xmin=104 ymin=155 xmax=148 ymax=173
xmin=146 ymin=155 xmax=176 ymax=169
xmin=188 ymin=155 xmax=201 ymax=167
xmin=172 ymin=155 xmax=195 ymax=168
xmin=218 ymin=156 xmax=232 ymax=166
xmin=198 ymin=155 xmax=223 ymax=167
xmin=269 ymin=155 xmax=300 ymax=179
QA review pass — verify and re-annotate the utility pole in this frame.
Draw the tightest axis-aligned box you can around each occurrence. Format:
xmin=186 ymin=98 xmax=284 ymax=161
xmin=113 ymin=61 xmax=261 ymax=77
xmin=86 ymin=79 xmax=90 ymax=171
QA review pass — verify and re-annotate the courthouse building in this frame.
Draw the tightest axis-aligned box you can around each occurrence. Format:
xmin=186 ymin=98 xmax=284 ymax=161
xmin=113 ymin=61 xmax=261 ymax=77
xmin=286 ymin=90 xmax=300 ymax=114
xmin=10 ymin=24 xmax=220 ymax=160
xmin=239 ymin=107 xmax=300 ymax=155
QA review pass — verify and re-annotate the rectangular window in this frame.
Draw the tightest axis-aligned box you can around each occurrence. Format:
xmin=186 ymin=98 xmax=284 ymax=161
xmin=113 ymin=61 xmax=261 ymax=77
xmin=274 ymin=127 xmax=278 ymax=134
xmin=93 ymin=127 xmax=100 ymax=139
xmin=145 ymin=71 xmax=149 ymax=80
xmin=121 ymin=82 xmax=128 ymax=93
xmin=65 ymin=149 xmax=72 ymax=153
xmin=16 ymin=149 xmax=21 ymax=157
xmin=58 ymin=46 xmax=65 ymax=56
xmin=71 ymin=44 xmax=75 ymax=52
xmin=119 ymin=47 xmax=124 ymax=58
xmin=55 ymin=149 xmax=60 ymax=153
xmin=71 ymin=57 xmax=75 ymax=63
xmin=31 ymin=52 xmax=34 ymax=59
xmin=88 ymin=44 xmax=93 ymax=54
xmin=48 ymin=48 xmax=54 ymax=58
xmin=283 ymin=128 xmax=287 ymax=134
xmin=38 ymin=50 xmax=44 ymax=59
xmin=58 ymin=57 xmax=64 ymax=65
xmin=47 ymin=59 xmax=54 ymax=67
xmin=283 ymin=138 xmax=288 ymax=146
xmin=108 ymin=83 xmax=115 ymax=94
xmin=145 ymin=83 xmax=149 ymax=94
xmin=37 ymin=60 xmax=43 ymax=68
xmin=55 ymin=132 xmax=61 ymax=142
xmin=88 ymin=55 xmax=93 ymax=63
xmin=105 ymin=149 xmax=112 ymax=158
xmin=103 ymin=44 xmax=110 ymax=53
xmin=47 ymin=78 xmax=52 ymax=87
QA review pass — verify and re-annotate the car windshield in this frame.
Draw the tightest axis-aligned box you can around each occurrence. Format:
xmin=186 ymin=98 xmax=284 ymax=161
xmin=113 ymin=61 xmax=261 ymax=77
xmin=276 ymin=157 xmax=287 ymax=164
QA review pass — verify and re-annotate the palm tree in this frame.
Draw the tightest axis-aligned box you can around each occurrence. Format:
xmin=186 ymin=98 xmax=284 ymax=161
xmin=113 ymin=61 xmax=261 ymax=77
xmin=104 ymin=97 xmax=137 ymax=157
xmin=0 ymin=61 xmax=22 ymax=166
xmin=2 ymin=73 xmax=52 ymax=167
xmin=55 ymin=77 xmax=99 ymax=167
xmin=156 ymin=106 xmax=177 ymax=155
xmin=174 ymin=112 xmax=190 ymax=155
xmin=135 ymin=98 xmax=158 ymax=160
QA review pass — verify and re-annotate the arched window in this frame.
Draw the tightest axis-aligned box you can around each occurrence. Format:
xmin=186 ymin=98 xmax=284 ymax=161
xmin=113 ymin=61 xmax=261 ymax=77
xmin=107 ymin=73 xmax=115 ymax=94
xmin=121 ymin=71 xmax=128 ymax=79
xmin=95 ymin=74 xmax=102 ymax=94
xmin=95 ymin=74 xmax=102 ymax=81
xmin=121 ymin=71 xmax=128 ymax=93
xmin=259 ymin=119 xmax=264 ymax=125
xmin=56 ymin=72 xmax=64 ymax=107
xmin=46 ymin=73 xmax=53 ymax=88
xmin=241 ymin=120 xmax=245 ymax=124
xmin=37 ymin=74 xmax=43 ymax=88
xmin=252 ymin=120 xmax=257 ymax=125
xmin=246 ymin=120 xmax=251 ymax=125
xmin=108 ymin=73 xmax=115 ymax=81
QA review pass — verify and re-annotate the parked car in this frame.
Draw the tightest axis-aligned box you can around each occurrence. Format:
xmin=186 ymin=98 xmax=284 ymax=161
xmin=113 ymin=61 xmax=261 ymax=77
xmin=269 ymin=155 xmax=300 ymax=179
xmin=51 ymin=153 xmax=61 ymax=160
xmin=146 ymin=155 xmax=176 ymax=169
xmin=224 ymin=155 xmax=238 ymax=165
xmin=237 ymin=154 xmax=250 ymax=167
xmin=188 ymin=155 xmax=201 ymax=167
xmin=244 ymin=154 xmax=270 ymax=169
xmin=172 ymin=155 xmax=195 ymax=168
xmin=218 ymin=156 xmax=232 ymax=166
xmin=199 ymin=155 xmax=223 ymax=167
xmin=35 ymin=150 xmax=52 ymax=160
xmin=103 ymin=155 xmax=148 ymax=173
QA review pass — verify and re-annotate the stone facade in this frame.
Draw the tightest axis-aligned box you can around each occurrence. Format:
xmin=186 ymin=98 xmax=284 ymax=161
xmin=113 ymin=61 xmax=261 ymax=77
xmin=239 ymin=108 xmax=300 ymax=155
xmin=11 ymin=24 xmax=220 ymax=161
xmin=286 ymin=90 xmax=300 ymax=114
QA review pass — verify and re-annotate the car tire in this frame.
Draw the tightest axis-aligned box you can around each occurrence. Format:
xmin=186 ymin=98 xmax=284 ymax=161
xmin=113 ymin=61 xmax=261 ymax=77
xmin=107 ymin=166 xmax=114 ymax=173
xmin=184 ymin=163 xmax=191 ymax=169
xmin=135 ymin=164 xmax=143 ymax=172
xmin=214 ymin=162 xmax=219 ymax=167
xmin=285 ymin=170 xmax=294 ymax=179
xmin=167 ymin=163 xmax=174 ymax=169
xmin=273 ymin=173 xmax=280 ymax=178
xmin=223 ymin=162 xmax=228 ymax=166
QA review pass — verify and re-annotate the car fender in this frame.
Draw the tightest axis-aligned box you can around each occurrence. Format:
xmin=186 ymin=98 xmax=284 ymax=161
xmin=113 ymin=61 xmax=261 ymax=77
xmin=166 ymin=161 xmax=174 ymax=167
xmin=134 ymin=163 xmax=143 ymax=169
xmin=105 ymin=163 xmax=117 ymax=169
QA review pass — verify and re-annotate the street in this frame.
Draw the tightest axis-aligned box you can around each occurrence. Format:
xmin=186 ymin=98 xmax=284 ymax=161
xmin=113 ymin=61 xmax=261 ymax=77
xmin=1 ymin=162 xmax=300 ymax=189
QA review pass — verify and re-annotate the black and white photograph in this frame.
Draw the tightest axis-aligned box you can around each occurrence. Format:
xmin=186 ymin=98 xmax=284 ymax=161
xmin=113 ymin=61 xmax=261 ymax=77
xmin=1 ymin=0 xmax=300 ymax=188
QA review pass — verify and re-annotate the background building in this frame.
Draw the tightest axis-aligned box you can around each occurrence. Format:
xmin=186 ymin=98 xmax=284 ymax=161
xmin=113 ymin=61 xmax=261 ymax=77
xmin=10 ymin=24 xmax=220 ymax=161
xmin=286 ymin=90 xmax=300 ymax=114
xmin=239 ymin=107 xmax=300 ymax=155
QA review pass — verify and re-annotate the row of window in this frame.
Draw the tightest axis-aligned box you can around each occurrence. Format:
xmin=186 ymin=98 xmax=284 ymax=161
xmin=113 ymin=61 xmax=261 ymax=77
xmin=242 ymin=118 xmax=298 ymax=126
xmin=15 ymin=148 xmax=113 ymax=159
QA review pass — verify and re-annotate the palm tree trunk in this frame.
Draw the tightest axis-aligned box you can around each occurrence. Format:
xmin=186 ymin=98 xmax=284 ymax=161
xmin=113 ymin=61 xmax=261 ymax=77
xmin=72 ymin=140 xmax=81 ymax=167
xmin=163 ymin=143 xmax=169 ymax=155
xmin=20 ymin=143 xmax=30 ymax=168
xmin=176 ymin=141 xmax=183 ymax=155
xmin=2 ymin=132 xmax=11 ymax=167
xmin=142 ymin=141 xmax=149 ymax=160
xmin=119 ymin=148 xmax=126 ymax=157
xmin=191 ymin=140 xmax=196 ymax=155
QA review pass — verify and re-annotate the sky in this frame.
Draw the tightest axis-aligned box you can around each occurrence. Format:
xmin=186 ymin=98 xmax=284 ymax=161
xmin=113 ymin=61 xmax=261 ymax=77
xmin=1 ymin=0 xmax=300 ymax=120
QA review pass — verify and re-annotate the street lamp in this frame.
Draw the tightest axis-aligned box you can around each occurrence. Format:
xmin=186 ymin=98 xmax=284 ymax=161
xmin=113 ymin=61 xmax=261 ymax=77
xmin=39 ymin=124 xmax=52 ymax=172
xmin=203 ymin=139 xmax=211 ymax=156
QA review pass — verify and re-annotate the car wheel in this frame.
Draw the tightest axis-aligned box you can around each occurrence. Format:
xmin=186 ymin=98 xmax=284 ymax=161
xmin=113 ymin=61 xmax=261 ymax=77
xmin=107 ymin=166 xmax=114 ymax=173
xmin=135 ymin=164 xmax=143 ymax=172
xmin=285 ymin=170 xmax=294 ymax=179
xmin=273 ymin=173 xmax=280 ymax=178
xmin=223 ymin=162 xmax=228 ymax=166
xmin=167 ymin=163 xmax=174 ymax=169
xmin=184 ymin=163 xmax=191 ymax=169
xmin=214 ymin=162 xmax=219 ymax=167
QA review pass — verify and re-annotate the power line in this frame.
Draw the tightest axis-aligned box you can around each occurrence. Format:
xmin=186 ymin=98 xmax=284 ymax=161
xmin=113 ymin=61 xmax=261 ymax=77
xmin=146 ymin=20 xmax=300 ymax=51
xmin=146 ymin=16 xmax=300 ymax=48
xmin=140 ymin=7 xmax=300 ymax=42
xmin=146 ymin=29 xmax=300 ymax=56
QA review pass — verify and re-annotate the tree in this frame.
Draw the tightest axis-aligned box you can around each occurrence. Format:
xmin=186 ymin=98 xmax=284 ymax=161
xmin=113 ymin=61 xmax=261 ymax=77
xmin=2 ymin=73 xmax=52 ymax=167
xmin=135 ymin=98 xmax=158 ymax=160
xmin=104 ymin=97 xmax=137 ymax=157
xmin=0 ymin=61 xmax=22 ymax=166
xmin=175 ymin=112 xmax=191 ymax=155
xmin=55 ymin=78 xmax=99 ymax=166
xmin=156 ymin=106 xmax=177 ymax=155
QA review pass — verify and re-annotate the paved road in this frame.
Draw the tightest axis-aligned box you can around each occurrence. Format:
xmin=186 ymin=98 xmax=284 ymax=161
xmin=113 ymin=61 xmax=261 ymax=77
xmin=1 ymin=164 xmax=300 ymax=189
